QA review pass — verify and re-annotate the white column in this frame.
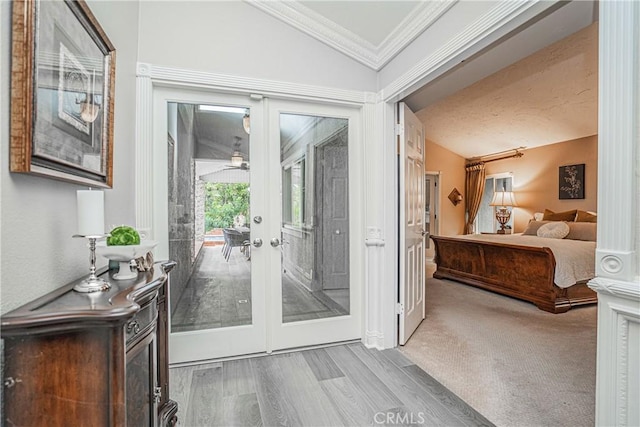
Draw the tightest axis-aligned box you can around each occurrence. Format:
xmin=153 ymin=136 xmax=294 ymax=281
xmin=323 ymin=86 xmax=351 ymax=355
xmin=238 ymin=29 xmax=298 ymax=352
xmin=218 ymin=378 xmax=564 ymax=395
xmin=135 ymin=63 xmax=154 ymax=237
xmin=589 ymin=2 xmax=640 ymax=426
xmin=363 ymin=95 xmax=386 ymax=349
xmin=594 ymin=1 xmax=638 ymax=282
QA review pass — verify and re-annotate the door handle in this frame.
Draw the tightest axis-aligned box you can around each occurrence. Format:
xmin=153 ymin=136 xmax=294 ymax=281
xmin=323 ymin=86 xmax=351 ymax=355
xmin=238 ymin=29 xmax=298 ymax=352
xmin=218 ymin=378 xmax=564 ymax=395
xmin=252 ymin=238 xmax=263 ymax=248
xmin=270 ymin=238 xmax=281 ymax=247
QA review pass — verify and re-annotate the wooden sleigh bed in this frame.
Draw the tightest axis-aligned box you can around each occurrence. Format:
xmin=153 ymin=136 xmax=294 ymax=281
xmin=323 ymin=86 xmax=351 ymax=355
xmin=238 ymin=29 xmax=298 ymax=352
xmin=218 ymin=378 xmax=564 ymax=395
xmin=430 ymin=234 xmax=598 ymax=313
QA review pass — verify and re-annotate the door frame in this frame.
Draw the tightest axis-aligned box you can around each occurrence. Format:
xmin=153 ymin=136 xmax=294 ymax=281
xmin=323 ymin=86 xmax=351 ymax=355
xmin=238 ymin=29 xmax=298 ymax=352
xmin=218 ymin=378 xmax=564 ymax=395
xmin=135 ymin=65 xmax=367 ymax=362
xmin=424 ymin=171 xmax=440 ymax=262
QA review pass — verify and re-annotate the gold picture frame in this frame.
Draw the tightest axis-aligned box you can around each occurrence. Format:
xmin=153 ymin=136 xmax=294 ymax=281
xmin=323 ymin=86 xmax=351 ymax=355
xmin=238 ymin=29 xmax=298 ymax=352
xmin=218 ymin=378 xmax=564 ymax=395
xmin=11 ymin=0 xmax=115 ymax=188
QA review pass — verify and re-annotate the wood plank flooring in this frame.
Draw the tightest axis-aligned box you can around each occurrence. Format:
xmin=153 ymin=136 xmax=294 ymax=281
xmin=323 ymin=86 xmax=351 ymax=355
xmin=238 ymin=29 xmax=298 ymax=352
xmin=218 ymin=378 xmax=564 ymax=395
xmin=170 ymin=343 xmax=494 ymax=426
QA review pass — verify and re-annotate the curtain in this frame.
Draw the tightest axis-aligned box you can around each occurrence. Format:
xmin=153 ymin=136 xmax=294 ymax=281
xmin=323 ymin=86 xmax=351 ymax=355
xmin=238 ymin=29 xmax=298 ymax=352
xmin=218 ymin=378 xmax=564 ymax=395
xmin=464 ymin=163 xmax=486 ymax=234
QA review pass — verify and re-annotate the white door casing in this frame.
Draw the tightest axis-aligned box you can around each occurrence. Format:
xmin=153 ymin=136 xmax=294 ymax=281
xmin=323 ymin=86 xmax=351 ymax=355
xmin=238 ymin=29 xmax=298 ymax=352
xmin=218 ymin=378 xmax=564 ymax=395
xmin=398 ymin=102 xmax=426 ymax=345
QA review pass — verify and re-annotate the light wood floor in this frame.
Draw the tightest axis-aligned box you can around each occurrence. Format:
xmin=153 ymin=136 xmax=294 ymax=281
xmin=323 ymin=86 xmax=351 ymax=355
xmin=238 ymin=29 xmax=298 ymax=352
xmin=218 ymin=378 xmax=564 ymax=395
xmin=170 ymin=342 xmax=493 ymax=427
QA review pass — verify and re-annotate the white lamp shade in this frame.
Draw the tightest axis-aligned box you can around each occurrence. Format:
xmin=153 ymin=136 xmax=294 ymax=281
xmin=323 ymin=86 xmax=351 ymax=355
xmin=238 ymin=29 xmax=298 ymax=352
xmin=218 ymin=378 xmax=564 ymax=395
xmin=490 ymin=191 xmax=518 ymax=207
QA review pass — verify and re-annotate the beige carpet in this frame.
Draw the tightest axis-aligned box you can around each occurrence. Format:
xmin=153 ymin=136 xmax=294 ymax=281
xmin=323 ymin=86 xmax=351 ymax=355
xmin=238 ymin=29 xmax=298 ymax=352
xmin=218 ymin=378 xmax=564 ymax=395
xmin=400 ymin=275 xmax=596 ymax=427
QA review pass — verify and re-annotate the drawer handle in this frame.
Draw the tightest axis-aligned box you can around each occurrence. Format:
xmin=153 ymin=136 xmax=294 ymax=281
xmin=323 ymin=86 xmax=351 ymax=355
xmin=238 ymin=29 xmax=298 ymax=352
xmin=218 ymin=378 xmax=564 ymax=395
xmin=127 ymin=320 xmax=140 ymax=335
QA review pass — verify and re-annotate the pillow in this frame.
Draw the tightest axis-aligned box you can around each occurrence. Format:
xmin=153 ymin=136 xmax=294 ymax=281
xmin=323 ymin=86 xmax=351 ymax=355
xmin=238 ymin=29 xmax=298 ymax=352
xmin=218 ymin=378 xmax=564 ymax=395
xmin=542 ymin=209 xmax=577 ymax=221
xmin=565 ymin=222 xmax=597 ymax=241
xmin=537 ymin=221 xmax=570 ymax=239
xmin=522 ymin=220 xmax=553 ymax=235
xmin=575 ymin=210 xmax=597 ymax=223
xmin=533 ymin=212 xmax=544 ymax=221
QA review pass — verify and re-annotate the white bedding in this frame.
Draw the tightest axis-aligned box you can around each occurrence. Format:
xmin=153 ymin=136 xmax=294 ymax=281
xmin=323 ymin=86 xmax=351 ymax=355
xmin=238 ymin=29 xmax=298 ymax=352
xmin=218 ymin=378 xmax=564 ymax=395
xmin=453 ymin=233 xmax=596 ymax=288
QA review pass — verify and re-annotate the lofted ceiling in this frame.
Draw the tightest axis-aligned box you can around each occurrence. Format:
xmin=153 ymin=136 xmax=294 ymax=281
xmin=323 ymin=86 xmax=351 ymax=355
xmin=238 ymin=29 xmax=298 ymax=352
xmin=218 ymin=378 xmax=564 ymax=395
xmin=196 ymin=1 xmax=598 ymax=161
xmin=248 ymin=0 xmax=454 ymax=70
xmin=413 ymin=21 xmax=598 ymax=159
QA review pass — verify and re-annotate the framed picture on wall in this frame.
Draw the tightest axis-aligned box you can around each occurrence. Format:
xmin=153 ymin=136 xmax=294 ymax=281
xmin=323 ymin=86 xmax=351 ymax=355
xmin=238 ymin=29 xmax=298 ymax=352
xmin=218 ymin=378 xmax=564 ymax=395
xmin=10 ymin=0 xmax=116 ymax=188
xmin=559 ymin=164 xmax=585 ymax=199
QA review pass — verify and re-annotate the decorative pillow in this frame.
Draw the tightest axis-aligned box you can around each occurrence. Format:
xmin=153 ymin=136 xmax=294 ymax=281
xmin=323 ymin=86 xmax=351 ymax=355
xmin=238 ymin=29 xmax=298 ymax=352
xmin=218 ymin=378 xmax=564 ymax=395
xmin=565 ymin=222 xmax=597 ymax=241
xmin=522 ymin=220 xmax=553 ymax=235
xmin=575 ymin=210 xmax=597 ymax=223
xmin=537 ymin=221 xmax=570 ymax=239
xmin=542 ymin=209 xmax=577 ymax=221
xmin=533 ymin=212 xmax=544 ymax=221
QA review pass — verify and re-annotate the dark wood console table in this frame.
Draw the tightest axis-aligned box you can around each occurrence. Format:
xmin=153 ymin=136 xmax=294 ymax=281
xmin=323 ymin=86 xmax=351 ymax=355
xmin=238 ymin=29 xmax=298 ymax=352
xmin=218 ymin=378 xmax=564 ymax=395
xmin=1 ymin=261 xmax=178 ymax=426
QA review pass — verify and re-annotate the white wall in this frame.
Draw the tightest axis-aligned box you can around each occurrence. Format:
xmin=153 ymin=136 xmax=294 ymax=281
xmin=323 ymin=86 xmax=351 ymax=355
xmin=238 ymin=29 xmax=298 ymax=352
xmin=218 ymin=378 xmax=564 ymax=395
xmin=0 ymin=1 xmax=140 ymax=314
xmin=137 ymin=1 xmax=377 ymax=92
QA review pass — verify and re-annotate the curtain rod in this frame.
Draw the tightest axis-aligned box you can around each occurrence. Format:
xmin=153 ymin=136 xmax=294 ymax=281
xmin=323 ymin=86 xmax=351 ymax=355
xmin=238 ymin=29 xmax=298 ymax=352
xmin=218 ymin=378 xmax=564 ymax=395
xmin=466 ymin=148 xmax=525 ymax=166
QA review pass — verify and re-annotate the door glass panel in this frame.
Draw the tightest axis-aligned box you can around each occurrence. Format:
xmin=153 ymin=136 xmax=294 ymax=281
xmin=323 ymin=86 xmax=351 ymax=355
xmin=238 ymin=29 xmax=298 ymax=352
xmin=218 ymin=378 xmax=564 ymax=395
xmin=280 ymin=114 xmax=350 ymax=323
xmin=168 ymin=102 xmax=253 ymax=332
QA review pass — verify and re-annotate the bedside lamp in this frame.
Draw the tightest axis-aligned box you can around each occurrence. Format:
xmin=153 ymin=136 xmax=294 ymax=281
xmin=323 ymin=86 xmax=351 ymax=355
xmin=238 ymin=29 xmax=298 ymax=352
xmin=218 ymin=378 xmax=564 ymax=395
xmin=489 ymin=191 xmax=517 ymax=234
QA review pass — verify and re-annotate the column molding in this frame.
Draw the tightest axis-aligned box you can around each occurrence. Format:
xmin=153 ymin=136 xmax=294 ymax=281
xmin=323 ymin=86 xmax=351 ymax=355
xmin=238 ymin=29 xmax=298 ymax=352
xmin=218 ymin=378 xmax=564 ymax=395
xmin=595 ymin=0 xmax=639 ymax=282
xmin=135 ymin=65 xmax=154 ymax=234
xmin=589 ymin=2 xmax=640 ymax=426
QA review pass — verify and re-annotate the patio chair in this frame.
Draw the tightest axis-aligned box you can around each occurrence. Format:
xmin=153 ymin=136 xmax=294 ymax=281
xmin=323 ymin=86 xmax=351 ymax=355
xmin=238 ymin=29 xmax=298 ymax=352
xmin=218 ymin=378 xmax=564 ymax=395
xmin=222 ymin=228 xmax=250 ymax=261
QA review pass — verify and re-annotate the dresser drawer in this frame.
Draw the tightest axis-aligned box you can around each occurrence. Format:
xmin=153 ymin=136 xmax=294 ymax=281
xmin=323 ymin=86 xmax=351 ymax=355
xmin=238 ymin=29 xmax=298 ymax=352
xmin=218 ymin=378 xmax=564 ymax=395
xmin=126 ymin=299 xmax=158 ymax=343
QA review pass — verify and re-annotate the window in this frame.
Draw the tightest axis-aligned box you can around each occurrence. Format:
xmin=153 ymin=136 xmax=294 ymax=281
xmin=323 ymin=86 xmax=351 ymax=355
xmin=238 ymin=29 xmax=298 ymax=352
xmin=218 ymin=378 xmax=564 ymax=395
xmin=477 ymin=173 xmax=513 ymax=233
xmin=283 ymin=158 xmax=305 ymax=227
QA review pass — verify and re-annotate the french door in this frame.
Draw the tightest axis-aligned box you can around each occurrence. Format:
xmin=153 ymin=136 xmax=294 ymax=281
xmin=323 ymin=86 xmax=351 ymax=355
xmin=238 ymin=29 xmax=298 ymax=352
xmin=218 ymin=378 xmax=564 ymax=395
xmin=151 ymin=88 xmax=361 ymax=363
xmin=266 ymin=99 xmax=362 ymax=350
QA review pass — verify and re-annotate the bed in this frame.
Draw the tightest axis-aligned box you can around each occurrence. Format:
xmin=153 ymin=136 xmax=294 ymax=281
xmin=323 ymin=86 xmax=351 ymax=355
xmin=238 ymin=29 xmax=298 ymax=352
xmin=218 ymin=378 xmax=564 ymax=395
xmin=430 ymin=219 xmax=598 ymax=313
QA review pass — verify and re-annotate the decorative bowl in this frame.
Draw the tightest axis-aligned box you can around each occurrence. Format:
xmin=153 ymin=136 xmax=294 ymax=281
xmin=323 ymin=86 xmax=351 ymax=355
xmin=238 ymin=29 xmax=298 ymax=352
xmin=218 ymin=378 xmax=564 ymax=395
xmin=96 ymin=240 xmax=157 ymax=280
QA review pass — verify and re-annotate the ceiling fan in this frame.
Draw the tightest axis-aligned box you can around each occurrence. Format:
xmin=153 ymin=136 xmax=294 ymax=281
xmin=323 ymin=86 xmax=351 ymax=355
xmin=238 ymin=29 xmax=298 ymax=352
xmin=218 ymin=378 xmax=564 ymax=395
xmin=224 ymin=136 xmax=250 ymax=171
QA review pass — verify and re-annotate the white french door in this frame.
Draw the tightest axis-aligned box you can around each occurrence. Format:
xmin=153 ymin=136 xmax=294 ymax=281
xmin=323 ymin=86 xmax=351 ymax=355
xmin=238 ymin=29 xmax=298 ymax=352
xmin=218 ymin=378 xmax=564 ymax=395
xmin=267 ymin=99 xmax=362 ymax=351
xmin=153 ymin=88 xmax=268 ymax=363
xmin=151 ymin=88 xmax=362 ymax=363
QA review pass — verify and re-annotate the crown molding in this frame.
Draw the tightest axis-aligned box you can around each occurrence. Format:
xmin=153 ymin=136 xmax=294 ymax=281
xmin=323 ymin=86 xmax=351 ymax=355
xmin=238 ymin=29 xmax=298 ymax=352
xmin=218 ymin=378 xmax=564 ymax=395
xmin=245 ymin=0 xmax=457 ymax=71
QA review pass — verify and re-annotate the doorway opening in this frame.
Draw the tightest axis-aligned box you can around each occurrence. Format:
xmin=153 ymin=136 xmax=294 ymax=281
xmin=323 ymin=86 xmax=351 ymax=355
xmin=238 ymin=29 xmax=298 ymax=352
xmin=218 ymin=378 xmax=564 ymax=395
xmin=395 ymin=3 xmax=598 ymax=426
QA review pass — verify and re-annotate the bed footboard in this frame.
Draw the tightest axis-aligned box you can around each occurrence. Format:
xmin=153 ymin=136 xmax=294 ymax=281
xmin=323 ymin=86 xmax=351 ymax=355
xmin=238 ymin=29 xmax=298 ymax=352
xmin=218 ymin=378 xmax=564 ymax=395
xmin=430 ymin=235 xmax=597 ymax=313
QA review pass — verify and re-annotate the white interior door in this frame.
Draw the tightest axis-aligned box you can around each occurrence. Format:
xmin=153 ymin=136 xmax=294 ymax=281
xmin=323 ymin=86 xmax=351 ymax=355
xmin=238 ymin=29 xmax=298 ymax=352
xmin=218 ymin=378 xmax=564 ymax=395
xmin=267 ymin=99 xmax=362 ymax=351
xmin=398 ymin=102 xmax=426 ymax=345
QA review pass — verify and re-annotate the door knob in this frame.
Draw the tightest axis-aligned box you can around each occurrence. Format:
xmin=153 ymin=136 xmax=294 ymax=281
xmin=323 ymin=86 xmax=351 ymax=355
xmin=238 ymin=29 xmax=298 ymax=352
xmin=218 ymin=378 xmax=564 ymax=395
xmin=252 ymin=238 xmax=263 ymax=248
xmin=270 ymin=238 xmax=282 ymax=247
xmin=335 ymin=230 xmax=341 ymax=235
